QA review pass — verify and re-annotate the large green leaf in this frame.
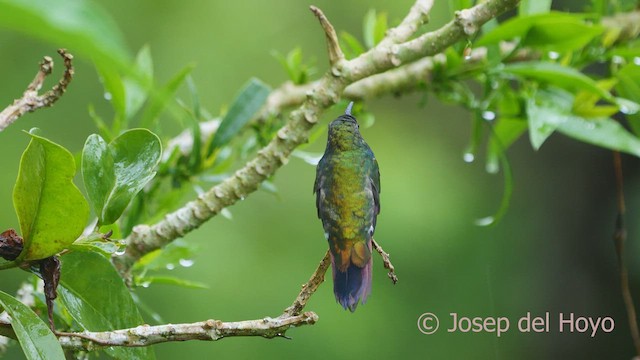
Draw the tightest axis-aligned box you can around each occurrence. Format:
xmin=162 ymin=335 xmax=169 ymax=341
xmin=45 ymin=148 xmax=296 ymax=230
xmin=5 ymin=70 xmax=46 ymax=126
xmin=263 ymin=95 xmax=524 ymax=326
xmin=82 ymin=129 xmax=162 ymax=225
xmin=527 ymin=90 xmax=640 ymax=157
xmin=0 ymin=0 xmax=130 ymax=70
xmin=206 ymin=78 xmax=271 ymax=157
xmin=59 ymin=249 xmax=155 ymax=359
xmin=0 ymin=290 xmax=64 ymax=360
xmin=478 ymin=12 xmax=603 ymax=52
xmin=13 ymin=131 xmax=89 ymax=261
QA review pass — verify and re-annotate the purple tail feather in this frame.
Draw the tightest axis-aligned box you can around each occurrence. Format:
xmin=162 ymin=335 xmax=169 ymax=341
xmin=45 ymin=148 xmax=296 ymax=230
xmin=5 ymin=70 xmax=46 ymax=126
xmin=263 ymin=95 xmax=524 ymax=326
xmin=330 ymin=253 xmax=372 ymax=312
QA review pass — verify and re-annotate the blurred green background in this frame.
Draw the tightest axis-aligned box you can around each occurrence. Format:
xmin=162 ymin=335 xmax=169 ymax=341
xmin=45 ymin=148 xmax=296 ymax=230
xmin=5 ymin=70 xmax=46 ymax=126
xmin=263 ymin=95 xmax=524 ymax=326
xmin=0 ymin=0 xmax=638 ymax=358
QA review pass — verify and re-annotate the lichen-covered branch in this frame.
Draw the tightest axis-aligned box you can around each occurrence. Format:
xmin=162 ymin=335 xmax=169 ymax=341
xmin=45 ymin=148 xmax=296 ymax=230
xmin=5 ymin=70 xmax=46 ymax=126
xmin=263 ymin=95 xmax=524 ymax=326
xmin=0 ymin=49 xmax=74 ymax=132
xmin=283 ymin=250 xmax=331 ymax=317
xmin=115 ymin=0 xmax=520 ymax=274
xmin=372 ymin=238 xmax=398 ymax=284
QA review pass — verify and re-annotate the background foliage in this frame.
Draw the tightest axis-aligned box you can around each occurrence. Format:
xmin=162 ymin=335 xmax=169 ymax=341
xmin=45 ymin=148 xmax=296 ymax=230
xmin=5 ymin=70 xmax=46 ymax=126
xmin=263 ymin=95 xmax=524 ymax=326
xmin=0 ymin=0 xmax=639 ymax=358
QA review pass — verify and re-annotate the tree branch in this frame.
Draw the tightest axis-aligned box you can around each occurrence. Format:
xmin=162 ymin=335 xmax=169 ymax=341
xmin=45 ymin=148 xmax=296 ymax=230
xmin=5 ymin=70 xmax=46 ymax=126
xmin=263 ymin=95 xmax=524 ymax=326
xmin=1 ymin=312 xmax=314 ymax=350
xmin=283 ymin=250 xmax=331 ymax=317
xmin=0 ymin=49 xmax=74 ymax=132
xmin=115 ymin=0 xmax=519 ymax=275
xmin=372 ymin=238 xmax=398 ymax=284
xmin=309 ymin=6 xmax=345 ymax=68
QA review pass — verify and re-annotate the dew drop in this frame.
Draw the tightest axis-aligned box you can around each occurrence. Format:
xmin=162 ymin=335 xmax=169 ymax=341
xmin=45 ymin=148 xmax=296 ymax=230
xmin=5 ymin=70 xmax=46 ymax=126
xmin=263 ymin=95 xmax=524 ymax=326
xmin=166 ymin=263 xmax=175 ymax=270
xmin=486 ymin=161 xmax=499 ymax=174
xmin=634 ymin=57 xmax=640 ymax=66
xmin=179 ymin=259 xmax=195 ymax=268
xmin=482 ymin=111 xmax=496 ymax=121
xmin=104 ymin=92 xmax=112 ymax=101
xmin=141 ymin=282 xmax=151 ymax=288
xmin=612 ymin=55 xmax=625 ymax=65
xmin=620 ymin=105 xmax=631 ymax=114
xmin=548 ymin=51 xmax=560 ymax=60
xmin=475 ymin=216 xmax=495 ymax=227
xmin=114 ymin=248 xmax=126 ymax=256
xmin=463 ymin=152 xmax=475 ymax=163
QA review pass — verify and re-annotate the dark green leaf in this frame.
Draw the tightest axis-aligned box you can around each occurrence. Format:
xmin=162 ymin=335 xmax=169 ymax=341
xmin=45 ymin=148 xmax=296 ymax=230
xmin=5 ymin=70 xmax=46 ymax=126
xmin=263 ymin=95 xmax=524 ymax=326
xmin=59 ymin=250 xmax=155 ymax=360
xmin=82 ymin=129 xmax=162 ymax=225
xmin=13 ymin=131 xmax=89 ymax=260
xmin=0 ymin=290 xmax=64 ymax=360
xmin=207 ymin=78 xmax=271 ymax=156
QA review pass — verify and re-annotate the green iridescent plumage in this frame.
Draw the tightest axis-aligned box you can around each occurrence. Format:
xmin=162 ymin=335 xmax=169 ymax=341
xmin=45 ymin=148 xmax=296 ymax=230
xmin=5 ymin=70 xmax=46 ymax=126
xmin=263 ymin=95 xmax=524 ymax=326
xmin=314 ymin=102 xmax=380 ymax=312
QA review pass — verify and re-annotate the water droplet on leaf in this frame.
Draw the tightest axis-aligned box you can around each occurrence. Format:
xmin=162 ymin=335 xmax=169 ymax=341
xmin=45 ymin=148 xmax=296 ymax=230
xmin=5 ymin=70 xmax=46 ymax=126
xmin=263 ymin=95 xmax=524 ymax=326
xmin=463 ymin=153 xmax=475 ymax=163
xmin=179 ymin=259 xmax=195 ymax=268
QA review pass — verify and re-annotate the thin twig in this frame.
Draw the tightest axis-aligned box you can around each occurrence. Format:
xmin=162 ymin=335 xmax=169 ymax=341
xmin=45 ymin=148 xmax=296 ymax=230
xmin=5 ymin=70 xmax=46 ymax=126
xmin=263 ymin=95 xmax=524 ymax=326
xmin=612 ymin=151 xmax=640 ymax=356
xmin=282 ymin=250 xmax=331 ymax=317
xmin=372 ymin=238 xmax=398 ymax=284
xmin=53 ymin=312 xmax=318 ymax=350
xmin=309 ymin=6 xmax=345 ymax=67
xmin=0 ymin=49 xmax=74 ymax=131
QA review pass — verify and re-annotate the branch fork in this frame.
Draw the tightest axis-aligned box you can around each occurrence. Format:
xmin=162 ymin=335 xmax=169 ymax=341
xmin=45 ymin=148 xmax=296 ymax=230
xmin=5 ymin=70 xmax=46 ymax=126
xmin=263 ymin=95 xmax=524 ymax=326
xmin=0 ymin=49 xmax=74 ymax=132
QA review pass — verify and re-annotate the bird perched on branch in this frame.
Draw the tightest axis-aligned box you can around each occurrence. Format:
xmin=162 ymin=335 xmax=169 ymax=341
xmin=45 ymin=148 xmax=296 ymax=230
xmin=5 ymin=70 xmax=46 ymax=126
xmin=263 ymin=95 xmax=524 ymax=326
xmin=314 ymin=102 xmax=381 ymax=312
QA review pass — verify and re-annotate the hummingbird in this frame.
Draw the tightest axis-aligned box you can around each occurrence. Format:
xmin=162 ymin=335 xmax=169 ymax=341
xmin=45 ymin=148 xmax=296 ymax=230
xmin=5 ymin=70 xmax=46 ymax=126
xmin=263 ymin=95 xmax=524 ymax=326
xmin=314 ymin=102 xmax=380 ymax=312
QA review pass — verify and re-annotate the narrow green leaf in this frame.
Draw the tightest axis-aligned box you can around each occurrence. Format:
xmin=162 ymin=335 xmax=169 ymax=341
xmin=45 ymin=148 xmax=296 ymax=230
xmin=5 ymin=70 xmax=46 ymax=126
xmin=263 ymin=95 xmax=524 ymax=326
xmin=0 ymin=290 xmax=64 ymax=360
xmin=133 ymin=239 xmax=197 ymax=273
xmin=96 ymin=63 xmax=126 ymax=124
xmin=519 ymin=0 xmax=552 ymax=15
xmin=137 ymin=276 xmax=208 ymax=289
xmin=13 ymin=131 xmax=89 ymax=260
xmin=340 ymin=32 xmax=366 ymax=59
xmin=186 ymin=76 xmax=203 ymax=171
xmin=526 ymin=94 xmax=567 ymax=149
xmin=82 ymin=129 xmax=162 ymax=225
xmin=123 ymin=45 xmax=154 ymax=121
xmin=207 ymin=78 xmax=271 ymax=156
xmin=59 ymin=250 xmax=155 ymax=360
xmin=363 ymin=9 xmax=377 ymax=49
xmin=373 ymin=12 xmax=388 ymax=46
xmin=486 ymin=118 xmax=527 ymax=173
xmin=503 ymin=61 xmax=612 ymax=100
xmin=140 ymin=63 xmax=195 ymax=129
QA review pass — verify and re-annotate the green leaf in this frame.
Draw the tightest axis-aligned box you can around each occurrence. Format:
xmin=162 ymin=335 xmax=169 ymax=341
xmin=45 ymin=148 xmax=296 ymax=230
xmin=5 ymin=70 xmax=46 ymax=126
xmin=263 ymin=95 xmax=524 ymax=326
xmin=133 ymin=239 xmax=197 ymax=273
xmin=137 ymin=276 xmax=208 ymax=289
xmin=340 ymin=32 xmax=366 ymax=59
xmin=363 ymin=9 xmax=377 ymax=49
xmin=503 ymin=61 xmax=612 ymax=100
xmin=13 ymin=131 xmax=89 ymax=261
xmin=363 ymin=9 xmax=387 ymax=49
xmin=0 ymin=0 xmax=131 ymax=71
xmin=140 ymin=63 xmax=195 ymax=129
xmin=0 ymin=290 xmax=65 ymax=360
xmin=519 ymin=0 xmax=551 ymax=15
xmin=528 ymin=89 xmax=640 ymax=157
xmin=478 ymin=13 xmax=603 ymax=52
xmin=526 ymin=91 xmax=570 ymax=149
xmin=123 ymin=45 xmax=154 ymax=121
xmin=206 ymin=78 xmax=271 ymax=156
xmin=82 ymin=129 xmax=162 ymax=225
xmin=615 ymin=63 xmax=640 ymax=135
xmin=59 ymin=250 xmax=155 ymax=360
xmin=486 ymin=118 xmax=527 ymax=173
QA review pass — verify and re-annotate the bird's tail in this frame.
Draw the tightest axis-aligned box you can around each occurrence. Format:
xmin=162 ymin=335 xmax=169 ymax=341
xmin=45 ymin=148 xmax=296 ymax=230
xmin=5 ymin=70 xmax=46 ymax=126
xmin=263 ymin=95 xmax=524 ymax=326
xmin=330 ymin=240 xmax=373 ymax=312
